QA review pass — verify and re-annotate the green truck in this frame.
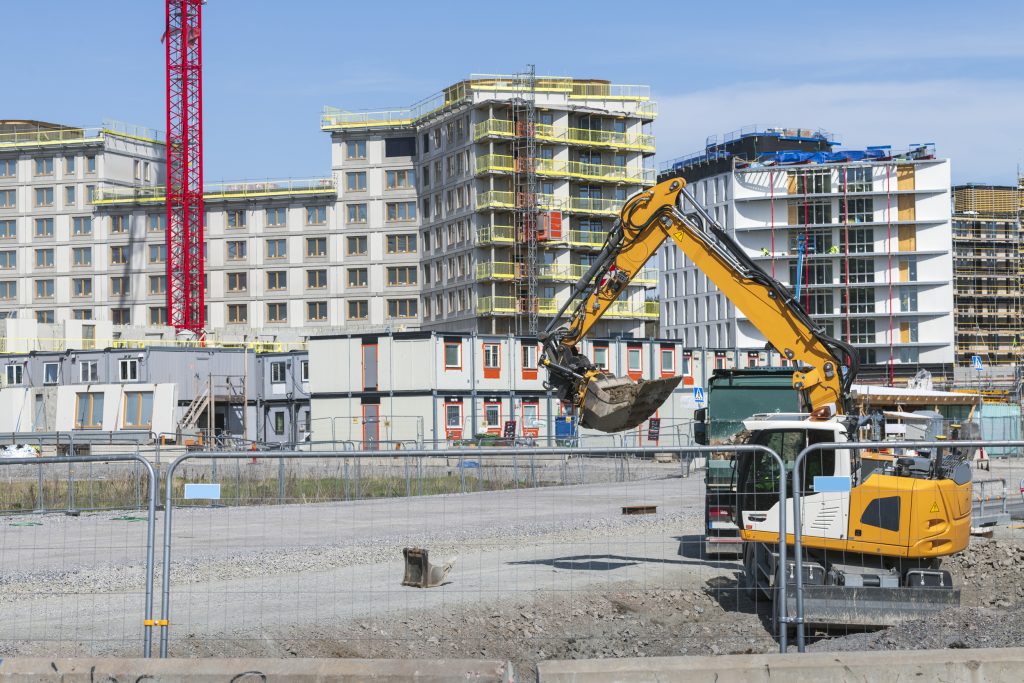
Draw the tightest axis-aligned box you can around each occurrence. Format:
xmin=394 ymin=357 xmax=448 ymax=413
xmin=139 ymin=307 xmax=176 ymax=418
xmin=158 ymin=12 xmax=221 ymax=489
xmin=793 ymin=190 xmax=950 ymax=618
xmin=693 ymin=368 xmax=800 ymax=555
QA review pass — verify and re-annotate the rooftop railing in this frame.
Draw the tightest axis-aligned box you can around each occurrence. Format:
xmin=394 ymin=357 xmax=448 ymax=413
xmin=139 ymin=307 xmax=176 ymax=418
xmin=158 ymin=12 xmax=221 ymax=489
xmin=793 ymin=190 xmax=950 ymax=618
xmin=94 ymin=177 xmax=336 ymax=205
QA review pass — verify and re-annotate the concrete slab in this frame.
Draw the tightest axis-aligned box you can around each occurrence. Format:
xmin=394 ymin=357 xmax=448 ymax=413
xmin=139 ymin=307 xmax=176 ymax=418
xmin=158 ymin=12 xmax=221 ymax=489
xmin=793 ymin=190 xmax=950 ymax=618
xmin=0 ymin=658 xmax=513 ymax=682
xmin=538 ymin=647 xmax=1024 ymax=683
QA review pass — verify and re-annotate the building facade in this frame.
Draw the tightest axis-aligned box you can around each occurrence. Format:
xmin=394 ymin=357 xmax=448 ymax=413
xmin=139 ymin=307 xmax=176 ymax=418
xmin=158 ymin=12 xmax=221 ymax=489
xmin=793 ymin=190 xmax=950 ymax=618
xmin=951 ymin=183 xmax=1023 ymax=366
xmin=0 ymin=120 xmax=164 ymax=325
xmin=657 ymin=128 xmax=955 ymax=365
xmin=323 ymin=74 xmax=658 ymax=337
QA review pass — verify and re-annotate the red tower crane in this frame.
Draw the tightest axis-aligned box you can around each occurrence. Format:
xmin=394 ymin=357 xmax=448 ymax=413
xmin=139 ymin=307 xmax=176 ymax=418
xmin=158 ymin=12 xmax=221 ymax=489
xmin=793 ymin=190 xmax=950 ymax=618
xmin=164 ymin=0 xmax=205 ymax=333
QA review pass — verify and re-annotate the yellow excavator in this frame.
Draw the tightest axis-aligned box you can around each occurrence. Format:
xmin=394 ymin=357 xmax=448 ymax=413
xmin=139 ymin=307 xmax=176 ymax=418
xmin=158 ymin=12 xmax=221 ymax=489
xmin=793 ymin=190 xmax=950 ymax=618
xmin=540 ymin=177 xmax=972 ymax=628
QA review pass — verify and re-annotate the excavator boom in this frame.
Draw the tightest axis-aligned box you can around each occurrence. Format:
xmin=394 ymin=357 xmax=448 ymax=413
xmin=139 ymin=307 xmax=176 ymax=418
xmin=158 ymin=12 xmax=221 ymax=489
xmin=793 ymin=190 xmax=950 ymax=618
xmin=541 ymin=177 xmax=857 ymax=432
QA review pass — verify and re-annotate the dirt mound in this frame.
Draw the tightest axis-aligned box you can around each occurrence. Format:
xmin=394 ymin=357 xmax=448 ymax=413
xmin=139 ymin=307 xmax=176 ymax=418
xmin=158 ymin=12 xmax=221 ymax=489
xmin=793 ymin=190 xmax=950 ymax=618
xmin=945 ymin=536 xmax=1024 ymax=607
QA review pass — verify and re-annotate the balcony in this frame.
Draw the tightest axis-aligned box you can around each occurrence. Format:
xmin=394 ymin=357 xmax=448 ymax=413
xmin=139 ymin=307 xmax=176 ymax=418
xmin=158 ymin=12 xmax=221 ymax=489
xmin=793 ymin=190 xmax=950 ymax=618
xmin=476 ymin=225 xmax=515 ymax=244
xmin=93 ymin=177 xmax=337 ymax=205
xmin=477 ymin=296 xmax=658 ymax=319
xmin=475 ymin=154 xmax=655 ymax=185
xmin=476 ymin=261 xmax=656 ymax=285
xmin=473 ymin=119 xmax=655 ymax=152
xmin=476 ymin=190 xmax=625 ymax=217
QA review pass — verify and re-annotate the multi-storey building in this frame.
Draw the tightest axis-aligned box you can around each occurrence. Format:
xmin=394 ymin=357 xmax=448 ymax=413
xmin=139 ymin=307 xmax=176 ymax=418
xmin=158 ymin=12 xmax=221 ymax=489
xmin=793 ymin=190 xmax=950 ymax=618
xmin=322 ymin=74 xmax=659 ymax=337
xmin=657 ymin=128 xmax=955 ymax=365
xmin=951 ymin=182 xmax=1023 ymax=366
xmin=0 ymin=120 xmax=164 ymax=324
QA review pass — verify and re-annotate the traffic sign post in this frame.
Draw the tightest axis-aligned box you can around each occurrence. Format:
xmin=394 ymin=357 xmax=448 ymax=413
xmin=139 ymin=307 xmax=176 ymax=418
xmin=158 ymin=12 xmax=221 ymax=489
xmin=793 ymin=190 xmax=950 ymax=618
xmin=693 ymin=387 xmax=705 ymax=404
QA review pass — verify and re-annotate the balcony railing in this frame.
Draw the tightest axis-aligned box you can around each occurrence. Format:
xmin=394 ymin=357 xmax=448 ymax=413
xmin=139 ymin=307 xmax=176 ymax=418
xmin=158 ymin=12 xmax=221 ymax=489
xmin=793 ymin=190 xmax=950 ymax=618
xmin=476 ymin=225 xmax=515 ymax=244
xmin=474 ymin=154 xmax=655 ymax=184
xmin=0 ymin=120 xmax=163 ymax=148
xmin=476 ymin=262 xmax=656 ymax=284
xmin=477 ymin=296 xmax=659 ymax=319
xmin=476 ymin=190 xmax=625 ymax=216
xmin=473 ymin=119 xmax=655 ymax=152
xmin=93 ymin=177 xmax=337 ymax=205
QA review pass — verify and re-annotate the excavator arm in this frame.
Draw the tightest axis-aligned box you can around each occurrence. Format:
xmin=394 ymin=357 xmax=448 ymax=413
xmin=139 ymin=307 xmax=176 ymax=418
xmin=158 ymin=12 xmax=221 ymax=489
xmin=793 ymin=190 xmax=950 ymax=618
xmin=540 ymin=177 xmax=859 ymax=432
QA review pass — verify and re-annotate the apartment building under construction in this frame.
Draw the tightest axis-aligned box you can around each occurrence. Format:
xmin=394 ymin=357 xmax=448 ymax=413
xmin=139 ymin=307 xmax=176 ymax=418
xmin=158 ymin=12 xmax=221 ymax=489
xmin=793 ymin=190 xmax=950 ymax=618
xmin=952 ymin=182 xmax=1024 ymax=366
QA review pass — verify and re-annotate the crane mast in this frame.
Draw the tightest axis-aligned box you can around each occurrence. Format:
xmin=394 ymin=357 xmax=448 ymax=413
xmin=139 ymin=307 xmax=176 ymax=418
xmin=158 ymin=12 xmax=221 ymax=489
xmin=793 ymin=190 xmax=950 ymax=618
xmin=165 ymin=0 xmax=205 ymax=334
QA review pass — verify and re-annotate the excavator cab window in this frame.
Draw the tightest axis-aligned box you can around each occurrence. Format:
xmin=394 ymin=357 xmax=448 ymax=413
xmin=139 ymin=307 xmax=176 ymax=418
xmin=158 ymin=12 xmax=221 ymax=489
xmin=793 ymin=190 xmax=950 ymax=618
xmin=737 ymin=429 xmax=838 ymax=513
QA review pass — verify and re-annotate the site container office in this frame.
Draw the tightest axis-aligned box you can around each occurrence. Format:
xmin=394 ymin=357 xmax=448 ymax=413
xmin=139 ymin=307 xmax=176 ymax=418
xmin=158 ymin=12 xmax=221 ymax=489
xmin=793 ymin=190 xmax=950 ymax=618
xmin=255 ymin=350 xmax=312 ymax=444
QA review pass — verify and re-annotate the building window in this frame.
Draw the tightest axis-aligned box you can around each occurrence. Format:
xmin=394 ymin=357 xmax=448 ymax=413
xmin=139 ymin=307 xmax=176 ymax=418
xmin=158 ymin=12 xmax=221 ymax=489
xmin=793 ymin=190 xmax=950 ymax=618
xmin=266 ymin=302 xmax=288 ymax=322
xmin=0 ymin=220 xmax=15 ymax=239
xmin=5 ymin=364 xmax=23 ymax=385
xmin=848 ymin=257 xmax=874 ymax=283
xmin=86 ymin=156 xmax=96 ymax=173
xmin=0 ymin=280 xmax=15 ymax=300
xmin=846 ymin=319 xmax=876 ymax=345
xmin=306 ymin=237 xmax=327 ymax=257
xmin=306 ymin=206 xmax=327 ymax=225
xmin=0 ymin=251 xmax=13 ymax=270
xmin=75 ymin=392 xmax=104 ymax=429
xmin=266 ymin=270 xmax=287 ymax=291
xmin=346 ymin=236 xmax=367 ymax=256
xmin=109 ymin=245 xmax=128 ymax=265
xmin=386 ymin=234 xmax=417 ymax=254
xmin=900 ymin=288 xmax=918 ymax=312
xmin=522 ymin=344 xmax=538 ymax=370
xmin=592 ymin=345 xmax=609 ymax=371
xmin=0 ymin=159 xmax=15 ymax=177
xmin=71 ymin=308 xmax=93 ymax=320
xmin=63 ymin=156 xmax=76 ymax=174
xmin=273 ymin=411 xmax=285 ymax=435
xmin=265 ymin=207 xmax=287 ymax=227
xmin=347 ymin=300 xmax=368 ymax=320
xmin=266 ymin=238 xmax=287 ymax=259
xmin=72 ymin=246 xmax=92 ymax=267
xmin=227 ymin=303 xmax=247 ymax=324
xmin=147 ymin=214 xmax=165 ymax=232
xmin=112 ymin=308 xmax=130 ymax=325
xmin=347 ymin=268 xmax=367 ymax=288
xmin=445 ymin=403 xmax=462 ymax=429
xmin=78 ymin=360 xmax=98 ymax=382
xmin=43 ymin=362 xmax=60 ymax=385
xmin=65 ymin=186 xmax=76 ymax=205
xmin=226 ymin=240 xmax=247 ymax=260
xmin=110 ymin=276 xmax=129 ymax=296
xmin=306 ymin=269 xmax=326 ymax=289
xmin=148 ymin=244 xmax=167 ymax=264
xmin=270 ymin=361 xmax=286 ymax=384
xmin=627 ymin=347 xmax=642 ymax=373
xmin=148 ymin=275 xmax=166 ymax=295
xmin=85 ymin=185 xmax=95 ymax=205
xmin=35 ymin=187 xmax=54 ymax=207
xmin=69 ymin=216 xmax=91 ymax=237
xmin=805 ymin=290 xmax=833 ymax=315
xmin=841 ymin=197 xmax=874 ymax=223
xmin=387 ymin=298 xmax=417 ymax=319
xmin=346 ymin=204 xmax=367 ymax=223
xmin=789 ymin=261 xmax=832 ymax=287
xmin=34 ymin=218 xmax=54 ymax=238
xmin=793 ymin=200 xmax=831 ymax=225
xmin=660 ymin=348 xmax=675 ymax=374
xmin=226 ymin=209 xmax=247 ymax=228
xmin=483 ymin=343 xmax=500 ymax=370
xmin=227 ymin=272 xmax=247 ymax=292
xmin=386 ymin=169 xmax=415 ymax=189
xmin=110 ymin=215 xmax=128 ymax=234
xmin=386 ymin=201 xmax=417 ymax=221
xmin=34 ymin=279 xmax=54 ymax=299
xmin=386 ymin=266 xmax=417 ymax=286
xmin=444 ymin=340 xmax=461 ymax=369
xmin=35 ymin=249 xmax=54 ymax=268
xmin=119 ymin=358 xmax=139 ymax=381
xmin=484 ymin=402 xmax=501 ymax=429
xmin=149 ymin=306 xmax=168 ymax=325
xmin=840 ymin=167 xmax=873 ymax=193
xmin=124 ymin=391 xmax=154 ymax=428
xmin=345 ymin=140 xmax=367 ymax=160
xmin=791 ymin=170 xmax=831 ymax=194
xmin=300 ymin=360 xmax=309 ymax=383
xmin=848 ymin=228 xmax=874 ymax=253
xmin=346 ymin=172 xmax=366 ymax=191
xmin=0 ymin=189 xmax=14 ymax=208
xmin=306 ymin=301 xmax=327 ymax=321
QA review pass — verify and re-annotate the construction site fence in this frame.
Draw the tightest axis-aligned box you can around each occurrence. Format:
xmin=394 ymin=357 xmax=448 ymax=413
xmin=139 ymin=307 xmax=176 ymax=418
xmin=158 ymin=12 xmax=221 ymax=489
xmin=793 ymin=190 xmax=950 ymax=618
xmin=0 ymin=335 xmax=308 ymax=354
xmin=789 ymin=439 xmax=1024 ymax=652
xmin=155 ymin=445 xmax=788 ymax=658
xmin=0 ymin=454 xmax=158 ymax=658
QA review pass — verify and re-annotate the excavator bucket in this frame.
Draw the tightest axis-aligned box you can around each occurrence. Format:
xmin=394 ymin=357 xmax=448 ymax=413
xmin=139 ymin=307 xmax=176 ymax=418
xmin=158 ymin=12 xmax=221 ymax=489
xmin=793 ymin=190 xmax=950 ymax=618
xmin=579 ymin=374 xmax=683 ymax=433
xmin=402 ymin=547 xmax=456 ymax=588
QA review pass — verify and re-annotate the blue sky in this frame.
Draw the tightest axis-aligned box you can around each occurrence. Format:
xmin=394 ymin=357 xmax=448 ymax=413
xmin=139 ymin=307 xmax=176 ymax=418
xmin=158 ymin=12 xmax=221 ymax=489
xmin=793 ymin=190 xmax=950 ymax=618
xmin=6 ymin=1 xmax=1023 ymax=184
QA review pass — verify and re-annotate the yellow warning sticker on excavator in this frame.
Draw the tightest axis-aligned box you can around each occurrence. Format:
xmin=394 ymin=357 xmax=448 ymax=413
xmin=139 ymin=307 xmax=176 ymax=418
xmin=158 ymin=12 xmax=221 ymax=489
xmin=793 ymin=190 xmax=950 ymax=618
xmin=929 ymin=502 xmax=940 ymax=513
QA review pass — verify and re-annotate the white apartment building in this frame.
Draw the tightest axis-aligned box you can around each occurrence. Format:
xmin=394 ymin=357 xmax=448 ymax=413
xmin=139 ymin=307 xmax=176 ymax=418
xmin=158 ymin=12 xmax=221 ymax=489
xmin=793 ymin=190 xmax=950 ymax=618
xmin=323 ymin=74 xmax=659 ymax=337
xmin=658 ymin=128 xmax=955 ymax=365
xmin=0 ymin=120 xmax=164 ymax=325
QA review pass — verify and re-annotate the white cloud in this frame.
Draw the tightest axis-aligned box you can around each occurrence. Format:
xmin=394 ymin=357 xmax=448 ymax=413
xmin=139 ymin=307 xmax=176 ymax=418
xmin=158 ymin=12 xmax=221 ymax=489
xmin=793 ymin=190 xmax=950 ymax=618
xmin=655 ymin=80 xmax=1024 ymax=184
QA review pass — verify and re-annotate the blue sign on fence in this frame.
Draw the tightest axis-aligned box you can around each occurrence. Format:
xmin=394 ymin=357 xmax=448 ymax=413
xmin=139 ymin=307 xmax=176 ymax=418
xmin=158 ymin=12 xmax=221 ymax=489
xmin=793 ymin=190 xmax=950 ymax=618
xmin=183 ymin=483 xmax=221 ymax=500
xmin=972 ymin=355 xmax=984 ymax=371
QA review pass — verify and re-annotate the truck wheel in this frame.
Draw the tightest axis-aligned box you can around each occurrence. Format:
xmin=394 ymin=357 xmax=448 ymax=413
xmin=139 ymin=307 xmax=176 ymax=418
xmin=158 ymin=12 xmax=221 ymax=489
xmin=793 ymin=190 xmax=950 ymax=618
xmin=741 ymin=544 xmax=757 ymax=600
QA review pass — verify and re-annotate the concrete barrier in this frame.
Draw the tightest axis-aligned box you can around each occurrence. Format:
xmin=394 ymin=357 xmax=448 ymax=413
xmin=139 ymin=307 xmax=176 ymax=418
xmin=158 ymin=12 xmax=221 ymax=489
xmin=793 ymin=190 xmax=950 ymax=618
xmin=0 ymin=658 xmax=513 ymax=682
xmin=538 ymin=647 xmax=1024 ymax=683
